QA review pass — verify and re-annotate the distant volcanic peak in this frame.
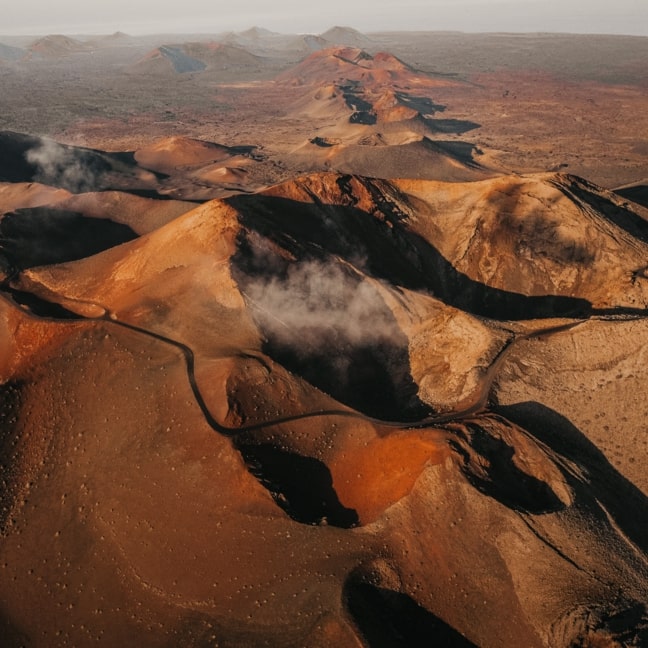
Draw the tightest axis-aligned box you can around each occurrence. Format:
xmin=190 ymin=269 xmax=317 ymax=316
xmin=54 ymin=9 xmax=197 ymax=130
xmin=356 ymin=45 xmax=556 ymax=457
xmin=134 ymin=41 xmax=262 ymax=74
xmin=157 ymin=45 xmax=206 ymax=73
xmin=367 ymin=51 xmax=410 ymax=71
xmin=134 ymin=44 xmax=204 ymax=74
xmin=281 ymin=46 xmax=460 ymax=96
xmin=370 ymin=89 xmax=419 ymax=121
xmin=189 ymin=41 xmax=262 ymax=64
xmin=298 ymin=135 xmax=486 ymax=181
xmin=283 ymin=52 xmax=438 ymax=128
xmin=372 ymin=89 xmax=403 ymax=108
xmin=87 ymin=31 xmax=133 ymax=47
xmin=331 ymin=46 xmax=374 ymax=65
xmin=28 ymin=34 xmax=88 ymax=57
xmin=239 ymin=26 xmax=279 ymax=39
xmin=283 ymin=47 xmax=376 ymax=79
xmin=319 ymin=25 xmax=371 ymax=46
xmin=140 ymin=135 xmax=229 ymax=153
xmin=320 ymin=47 xmax=408 ymax=73
xmin=302 ymin=34 xmax=327 ymax=51
xmin=134 ymin=136 xmax=233 ymax=172
xmin=30 ymin=34 xmax=81 ymax=47
xmin=139 ymin=48 xmax=161 ymax=63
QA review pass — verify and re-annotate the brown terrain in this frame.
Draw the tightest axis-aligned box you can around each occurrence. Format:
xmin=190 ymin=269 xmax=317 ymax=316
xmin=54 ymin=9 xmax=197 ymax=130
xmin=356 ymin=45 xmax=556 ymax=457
xmin=0 ymin=26 xmax=647 ymax=648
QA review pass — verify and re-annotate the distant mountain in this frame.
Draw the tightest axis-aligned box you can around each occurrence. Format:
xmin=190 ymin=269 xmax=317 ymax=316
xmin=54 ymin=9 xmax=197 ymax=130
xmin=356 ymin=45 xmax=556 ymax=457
xmin=237 ymin=26 xmax=280 ymax=40
xmin=279 ymin=46 xmax=469 ymax=139
xmin=27 ymin=34 xmax=90 ymax=58
xmin=83 ymin=31 xmax=136 ymax=49
xmin=130 ymin=41 xmax=261 ymax=75
xmin=279 ymin=46 xmax=450 ymax=88
xmin=302 ymin=34 xmax=328 ymax=51
xmin=0 ymin=131 xmax=263 ymax=204
xmin=215 ymin=26 xmax=370 ymax=59
xmin=105 ymin=31 xmax=132 ymax=41
xmin=319 ymin=25 xmax=372 ymax=47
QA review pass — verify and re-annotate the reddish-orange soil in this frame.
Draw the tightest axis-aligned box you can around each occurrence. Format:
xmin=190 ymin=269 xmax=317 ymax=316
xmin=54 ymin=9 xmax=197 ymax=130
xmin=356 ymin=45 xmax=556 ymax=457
xmin=1 ymin=28 xmax=647 ymax=648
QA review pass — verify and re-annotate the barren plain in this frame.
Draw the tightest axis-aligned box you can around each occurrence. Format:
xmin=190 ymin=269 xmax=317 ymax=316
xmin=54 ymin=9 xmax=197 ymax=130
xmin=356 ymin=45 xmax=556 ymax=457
xmin=0 ymin=26 xmax=647 ymax=647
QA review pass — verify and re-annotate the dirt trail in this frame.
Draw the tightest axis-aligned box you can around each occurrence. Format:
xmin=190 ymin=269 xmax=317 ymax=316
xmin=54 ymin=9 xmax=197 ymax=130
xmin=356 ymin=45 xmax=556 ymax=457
xmin=0 ymin=289 xmax=593 ymax=433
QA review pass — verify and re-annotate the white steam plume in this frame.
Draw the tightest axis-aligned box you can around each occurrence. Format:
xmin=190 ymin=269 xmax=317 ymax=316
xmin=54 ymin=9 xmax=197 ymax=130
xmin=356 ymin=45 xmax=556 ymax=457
xmin=26 ymin=140 xmax=102 ymax=193
xmin=242 ymin=258 xmax=398 ymax=354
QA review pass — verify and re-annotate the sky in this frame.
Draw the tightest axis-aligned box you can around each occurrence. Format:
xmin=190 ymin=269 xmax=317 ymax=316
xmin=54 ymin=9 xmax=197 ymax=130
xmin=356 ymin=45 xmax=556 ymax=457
xmin=2 ymin=0 xmax=648 ymax=36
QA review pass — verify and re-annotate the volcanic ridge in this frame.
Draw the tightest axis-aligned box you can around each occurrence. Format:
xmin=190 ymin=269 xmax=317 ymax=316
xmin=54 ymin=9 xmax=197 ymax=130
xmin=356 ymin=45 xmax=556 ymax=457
xmin=0 ymin=29 xmax=647 ymax=648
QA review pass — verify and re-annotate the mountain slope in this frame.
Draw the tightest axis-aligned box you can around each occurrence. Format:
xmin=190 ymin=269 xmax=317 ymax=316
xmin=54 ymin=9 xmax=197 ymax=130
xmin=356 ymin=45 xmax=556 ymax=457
xmin=1 ymin=165 xmax=648 ymax=646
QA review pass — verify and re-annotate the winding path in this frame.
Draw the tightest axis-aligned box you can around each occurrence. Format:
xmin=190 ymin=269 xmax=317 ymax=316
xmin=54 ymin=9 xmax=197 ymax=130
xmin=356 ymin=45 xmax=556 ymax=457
xmin=0 ymin=288 xmax=594 ymax=434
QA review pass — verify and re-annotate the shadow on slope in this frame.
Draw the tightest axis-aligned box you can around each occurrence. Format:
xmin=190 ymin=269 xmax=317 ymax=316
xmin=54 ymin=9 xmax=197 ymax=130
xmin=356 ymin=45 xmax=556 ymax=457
xmin=0 ymin=609 xmax=28 ymax=648
xmin=495 ymin=402 xmax=648 ymax=553
xmin=558 ymin=176 xmax=648 ymax=244
xmin=422 ymin=117 xmax=481 ymax=135
xmin=0 ymin=288 xmax=80 ymax=319
xmin=344 ymin=574 xmax=477 ymax=647
xmin=451 ymin=417 xmax=567 ymax=515
xmin=231 ymin=232 xmax=428 ymax=421
xmin=0 ymin=131 xmax=162 ymax=194
xmin=394 ymin=92 xmax=445 ymax=115
xmin=0 ymin=382 xmax=23 ymax=532
xmin=422 ymin=139 xmax=484 ymax=167
xmin=0 ymin=207 xmax=137 ymax=269
xmin=235 ymin=441 xmax=359 ymax=528
xmin=228 ymin=178 xmax=595 ymax=322
xmin=158 ymin=45 xmax=206 ymax=73
xmin=615 ymin=185 xmax=648 ymax=211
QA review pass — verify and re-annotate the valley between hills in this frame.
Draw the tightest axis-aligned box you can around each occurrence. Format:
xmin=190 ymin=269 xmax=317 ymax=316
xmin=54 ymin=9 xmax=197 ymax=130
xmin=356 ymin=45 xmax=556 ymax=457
xmin=0 ymin=26 xmax=647 ymax=647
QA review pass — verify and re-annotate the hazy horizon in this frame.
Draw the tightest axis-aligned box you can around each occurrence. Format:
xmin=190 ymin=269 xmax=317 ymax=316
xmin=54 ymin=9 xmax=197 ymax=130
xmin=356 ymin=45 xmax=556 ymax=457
xmin=3 ymin=0 xmax=648 ymax=37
